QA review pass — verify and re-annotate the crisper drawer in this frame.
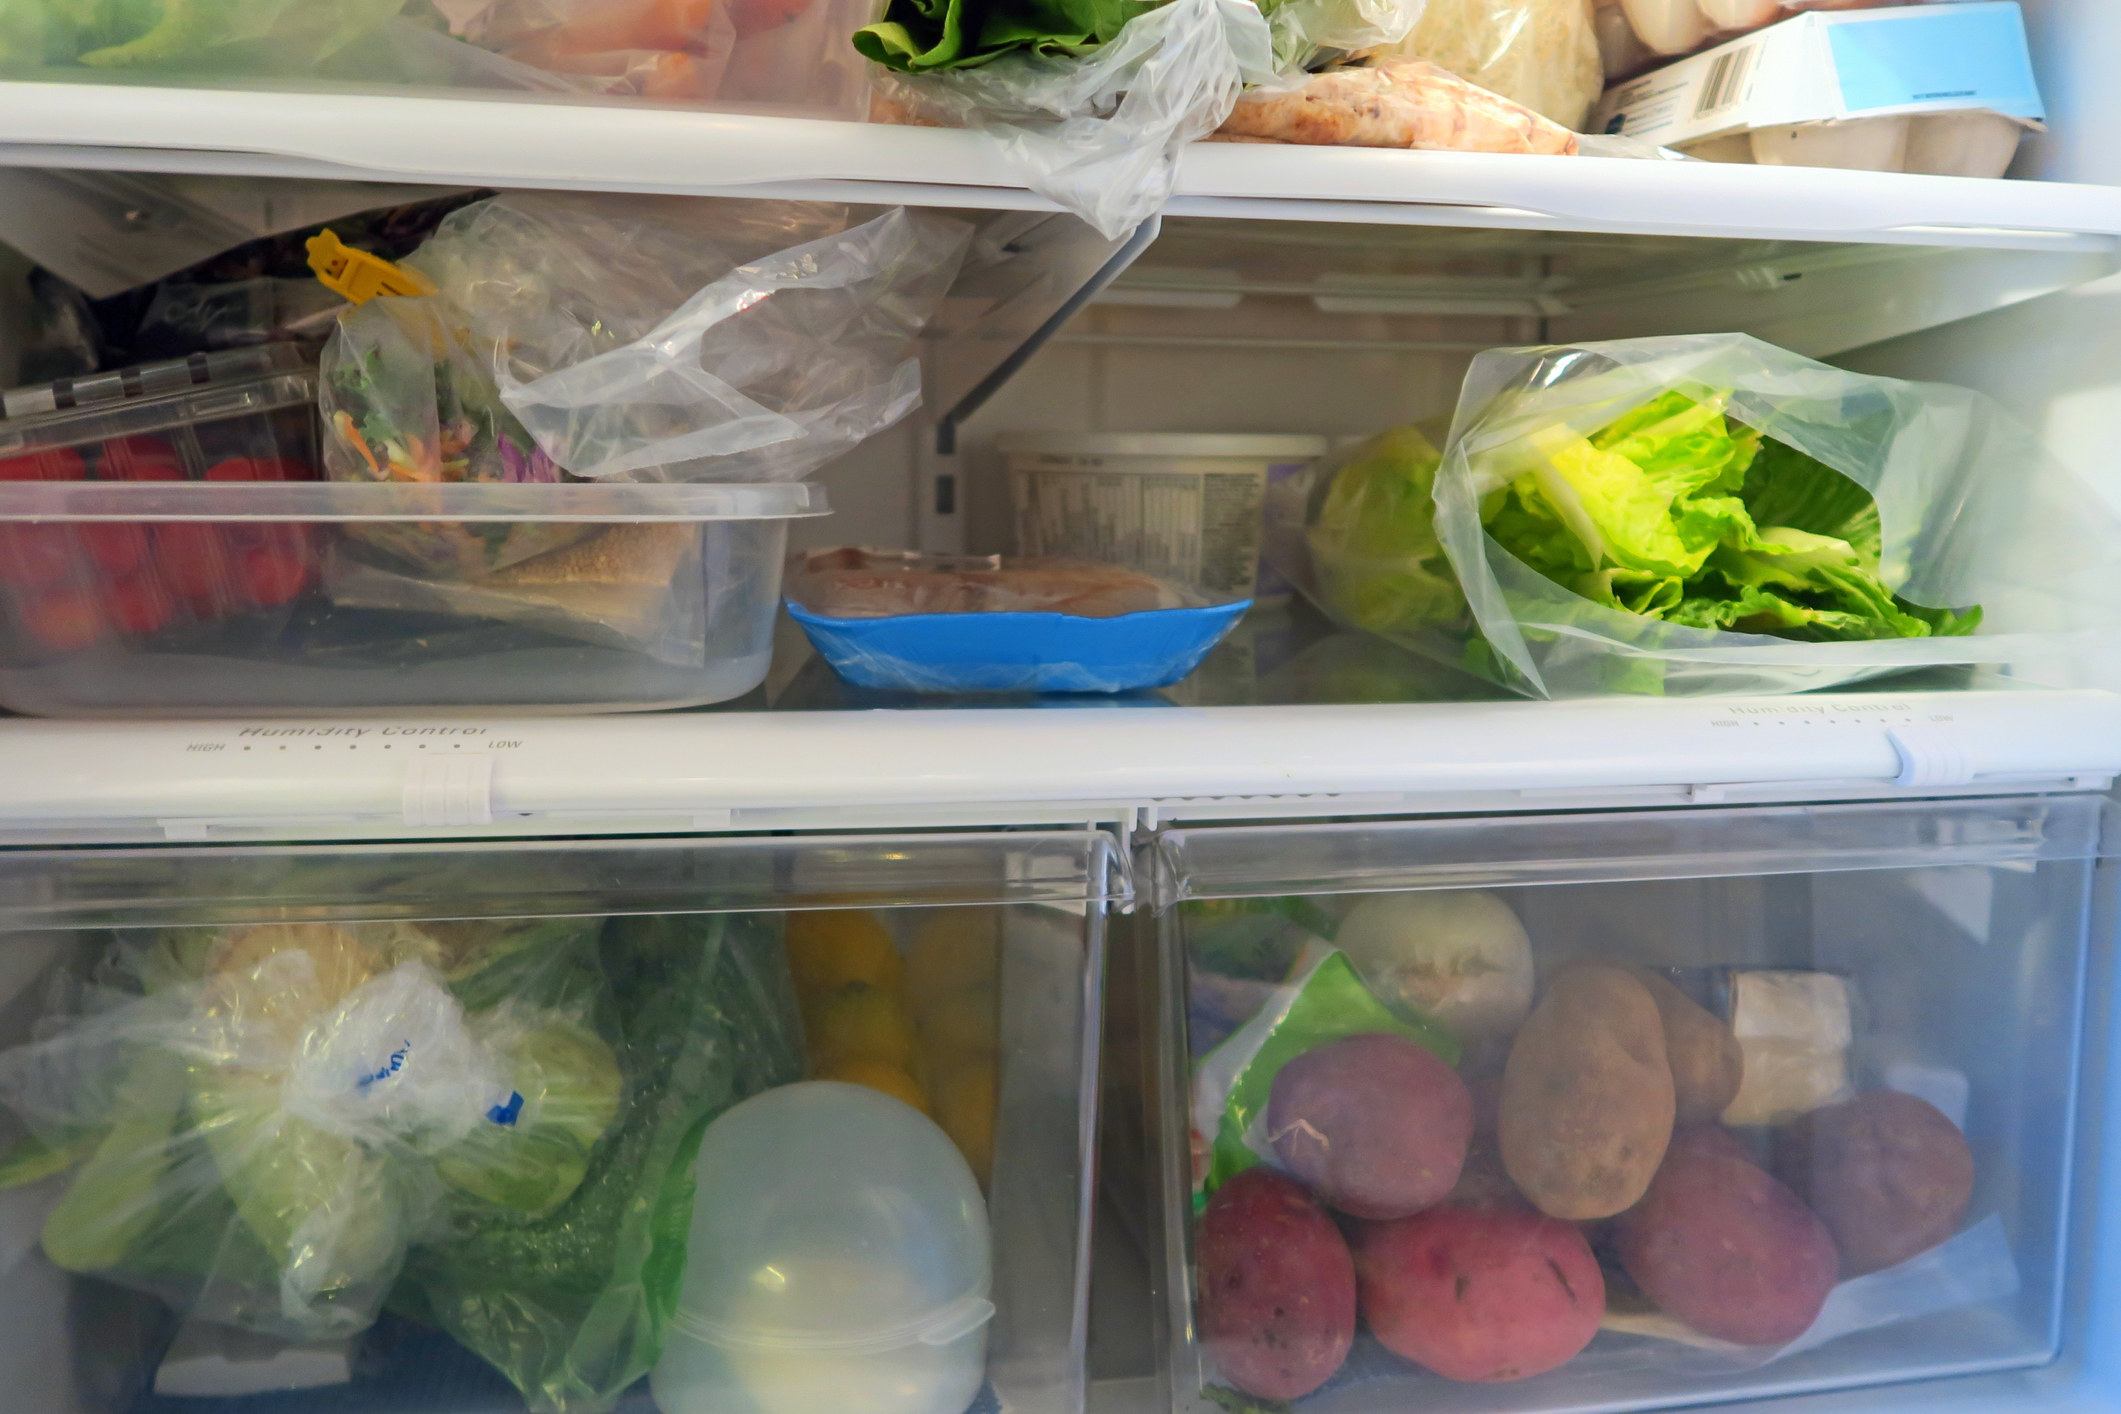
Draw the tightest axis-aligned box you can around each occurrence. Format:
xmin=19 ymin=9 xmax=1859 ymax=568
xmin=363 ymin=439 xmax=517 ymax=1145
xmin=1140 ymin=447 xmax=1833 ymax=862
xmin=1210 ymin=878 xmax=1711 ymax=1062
xmin=0 ymin=828 xmax=1123 ymax=1414
xmin=1142 ymin=794 xmax=2111 ymax=1414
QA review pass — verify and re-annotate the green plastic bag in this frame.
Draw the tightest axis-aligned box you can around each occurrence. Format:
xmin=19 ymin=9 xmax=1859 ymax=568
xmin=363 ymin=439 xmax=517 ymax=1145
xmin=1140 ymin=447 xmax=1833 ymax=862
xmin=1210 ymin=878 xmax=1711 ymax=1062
xmin=1190 ymin=940 xmax=1458 ymax=1205
xmin=393 ymin=911 xmax=804 ymax=1414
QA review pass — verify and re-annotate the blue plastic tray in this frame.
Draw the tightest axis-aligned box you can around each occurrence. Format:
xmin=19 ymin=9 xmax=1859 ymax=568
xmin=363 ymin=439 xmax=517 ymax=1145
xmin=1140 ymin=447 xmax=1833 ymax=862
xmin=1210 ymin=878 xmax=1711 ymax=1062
xmin=785 ymin=599 xmax=1251 ymax=694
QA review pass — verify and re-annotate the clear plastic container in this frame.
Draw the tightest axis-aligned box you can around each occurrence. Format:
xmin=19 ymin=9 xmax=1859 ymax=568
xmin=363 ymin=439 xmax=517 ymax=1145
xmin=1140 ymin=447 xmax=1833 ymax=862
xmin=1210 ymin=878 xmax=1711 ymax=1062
xmin=653 ymin=1081 xmax=994 ymax=1414
xmin=0 ymin=829 xmax=1117 ymax=1414
xmin=2 ymin=0 xmax=873 ymax=118
xmin=1145 ymin=794 xmax=2103 ymax=1414
xmin=0 ymin=476 xmax=828 ymax=715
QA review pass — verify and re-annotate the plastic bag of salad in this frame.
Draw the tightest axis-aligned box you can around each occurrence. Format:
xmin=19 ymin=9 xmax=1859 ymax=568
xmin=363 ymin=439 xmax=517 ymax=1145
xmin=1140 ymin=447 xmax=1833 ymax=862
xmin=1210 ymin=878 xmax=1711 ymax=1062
xmin=1272 ymin=333 xmax=2121 ymax=697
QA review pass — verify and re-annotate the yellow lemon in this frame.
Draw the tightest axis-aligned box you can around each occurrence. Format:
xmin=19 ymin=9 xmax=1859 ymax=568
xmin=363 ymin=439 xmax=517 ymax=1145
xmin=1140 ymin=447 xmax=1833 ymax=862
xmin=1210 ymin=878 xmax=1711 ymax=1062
xmin=805 ymin=983 xmax=918 ymax=1072
xmin=931 ymin=1059 xmax=997 ymax=1189
xmin=905 ymin=908 xmax=999 ymax=1016
xmin=821 ymin=1058 xmax=931 ymax=1114
xmin=917 ymin=985 xmax=1000 ymax=1068
xmin=785 ymin=910 xmax=903 ymax=1000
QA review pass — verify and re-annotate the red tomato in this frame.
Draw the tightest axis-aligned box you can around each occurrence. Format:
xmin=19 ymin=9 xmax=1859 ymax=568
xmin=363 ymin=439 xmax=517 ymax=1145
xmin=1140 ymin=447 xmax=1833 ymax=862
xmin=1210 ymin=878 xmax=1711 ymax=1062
xmin=238 ymin=546 xmax=312 ymax=607
xmin=101 ymin=571 xmax=175 ymax=636
xmin=0 ymin=447 xmax=87 ymax=481
xmin=0 ymin=524 xmax=79 ymax=590
xmin=152 ymin=523 xmax=231 ymax=602
xmin=19 ymin=587 xmax=104 ymax=652
xmin=79 ymin=522 xmax=152 ymax=576
xmin=99 ymin=436 xmax=185 ymax=481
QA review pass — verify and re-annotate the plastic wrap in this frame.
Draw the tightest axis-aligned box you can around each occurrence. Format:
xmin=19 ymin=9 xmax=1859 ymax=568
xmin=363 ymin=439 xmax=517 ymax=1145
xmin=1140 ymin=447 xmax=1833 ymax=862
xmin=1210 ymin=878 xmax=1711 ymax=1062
xmin=785 ymin=546 xmax=1250 ymax=693
xmin=0 ymin=911 xmax=803 ymax=1414
xmin=1366 ymin=0 xmax=1602 ymax=129
xmin=868 ymin=0 xmax=1281 ymax=241
xmin=1271 ymin=334 xmax=2121 ymax=698
xmin=0 ymin=0 xmax=407 ymax=72
xmin=322 ymin=194 xmax=970 ymax=488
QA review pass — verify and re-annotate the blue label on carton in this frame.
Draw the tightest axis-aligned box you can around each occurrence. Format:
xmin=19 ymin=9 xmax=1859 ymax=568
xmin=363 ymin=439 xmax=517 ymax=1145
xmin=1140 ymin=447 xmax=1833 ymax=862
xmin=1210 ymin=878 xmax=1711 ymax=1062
xmin=1827 ymin=4 xmax=2043 ymax=121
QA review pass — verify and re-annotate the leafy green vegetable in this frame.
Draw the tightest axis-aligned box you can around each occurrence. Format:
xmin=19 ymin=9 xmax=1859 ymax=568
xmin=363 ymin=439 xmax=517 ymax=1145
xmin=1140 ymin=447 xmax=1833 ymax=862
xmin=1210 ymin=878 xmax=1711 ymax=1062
xmin=1479 ymin=389 xmax=1980 ymax=644
xmin=1308 ymin=425 xmax=1467 ymax=640
xmin=853 ymin=0 xmax=1155 ymax=71
xmin=0 ymin=0 xmax=404 ymax=70
xmin=394 ymin=911 xmax=803 ymax=1414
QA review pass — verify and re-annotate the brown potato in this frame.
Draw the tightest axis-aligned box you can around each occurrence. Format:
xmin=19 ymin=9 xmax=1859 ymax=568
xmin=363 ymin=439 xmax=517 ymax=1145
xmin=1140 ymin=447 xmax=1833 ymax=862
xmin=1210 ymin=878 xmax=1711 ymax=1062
xmin=1615 ymin=1127 xmax=1838 ymax=1345
xmin=1500 ymin=964 xmax=1675 ymax=1220
xmin=1775 ymin=1090 xmax=1975 ymax=1276
xmin=1638 ymin=971 xmax=1744 ymax=1125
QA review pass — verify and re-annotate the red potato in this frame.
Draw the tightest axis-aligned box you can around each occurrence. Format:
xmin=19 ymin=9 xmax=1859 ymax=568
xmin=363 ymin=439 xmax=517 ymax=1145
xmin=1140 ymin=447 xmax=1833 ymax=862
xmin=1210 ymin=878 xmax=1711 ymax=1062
xmin=1775 ymin=1091 xmax=1975 ymax=1276
xmin=1615 ymin=1128 xmax=1839 ymax=1346
xmin=1266 ymin=1032 xmax=1473 ymax=1220
xmin=1197 ymin=1168 xmax=1357 ymax=1401
xmin=1357 ymin=1205 xmax=1603 ymax=1382
xmin=0 ymin=447 xmax=85 ymax=480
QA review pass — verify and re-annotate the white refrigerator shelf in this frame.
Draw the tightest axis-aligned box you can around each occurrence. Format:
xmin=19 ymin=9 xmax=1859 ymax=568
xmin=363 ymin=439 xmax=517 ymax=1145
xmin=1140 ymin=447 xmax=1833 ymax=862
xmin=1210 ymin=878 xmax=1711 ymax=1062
xmin=5 ymin=82 xmax=2121 ymax=251
xmin=2 ymin=688 xmax=2117 ymax=842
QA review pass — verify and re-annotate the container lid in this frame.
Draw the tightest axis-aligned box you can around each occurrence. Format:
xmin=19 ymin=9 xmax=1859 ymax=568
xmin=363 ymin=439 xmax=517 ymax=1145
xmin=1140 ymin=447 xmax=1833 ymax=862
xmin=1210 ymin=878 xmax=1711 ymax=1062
xmin=0 ymin=479 xmax=829 ymax=522
xmin=0 ymin=347 xmax=317 ymax=457
xmin=668 ymin=1081 xmax=991 ymax=1355
xmin=997 ymin=432 xmax=1329 ymax=459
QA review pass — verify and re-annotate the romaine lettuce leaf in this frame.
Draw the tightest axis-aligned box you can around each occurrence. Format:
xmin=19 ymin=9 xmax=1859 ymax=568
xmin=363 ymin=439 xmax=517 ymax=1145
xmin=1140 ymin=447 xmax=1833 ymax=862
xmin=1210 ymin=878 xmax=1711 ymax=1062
xmin=1308 ymin=425 xmax=1467 ymax=638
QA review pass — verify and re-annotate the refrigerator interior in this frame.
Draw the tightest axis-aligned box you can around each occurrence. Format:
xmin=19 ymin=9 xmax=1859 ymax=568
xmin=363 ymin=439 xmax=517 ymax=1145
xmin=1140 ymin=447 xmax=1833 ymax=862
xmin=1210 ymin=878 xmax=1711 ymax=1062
xmin=0 ymin=830 xmax=1120 ymax=1414
xmin=4 ymin=11 xmax=2121 ymax=1409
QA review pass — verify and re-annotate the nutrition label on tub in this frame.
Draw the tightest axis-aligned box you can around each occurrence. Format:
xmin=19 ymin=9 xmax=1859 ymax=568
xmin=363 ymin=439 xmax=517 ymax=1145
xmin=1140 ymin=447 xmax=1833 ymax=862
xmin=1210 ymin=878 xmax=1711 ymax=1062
xmin=1013 ymin=464 xmax=1267 ymax=599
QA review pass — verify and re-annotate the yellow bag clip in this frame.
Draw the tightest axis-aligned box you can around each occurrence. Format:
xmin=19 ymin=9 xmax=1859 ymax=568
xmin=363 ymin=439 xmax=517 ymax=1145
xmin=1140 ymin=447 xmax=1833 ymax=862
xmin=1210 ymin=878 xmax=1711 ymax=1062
xmin=307 ymin=229 xmax=437 ymax=305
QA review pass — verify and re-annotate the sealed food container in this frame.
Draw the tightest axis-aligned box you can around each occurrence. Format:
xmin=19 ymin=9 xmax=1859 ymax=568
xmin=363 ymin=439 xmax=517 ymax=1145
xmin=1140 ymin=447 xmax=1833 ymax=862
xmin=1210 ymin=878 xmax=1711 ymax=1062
xmin=0 ymin=479 xmax=826 ymax=715
xmin=653 ymin=1082 xmax=993 ymax=1414
xmin=1003 ymin=434 xmax=1327 ymax=604
xmin=1145 ymin=795 xmax=2102 ymax=1414
xmin=0 ymin=829 xmax=1115 ymax=1413
xmin=784 ymin=547 xmax=1250 ymax=694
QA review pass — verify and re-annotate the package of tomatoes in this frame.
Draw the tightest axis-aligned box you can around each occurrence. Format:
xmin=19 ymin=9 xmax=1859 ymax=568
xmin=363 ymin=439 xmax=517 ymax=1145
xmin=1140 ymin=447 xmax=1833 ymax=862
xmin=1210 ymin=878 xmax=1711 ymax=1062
xmin=0 ymin=345 xmax=324 ymax=669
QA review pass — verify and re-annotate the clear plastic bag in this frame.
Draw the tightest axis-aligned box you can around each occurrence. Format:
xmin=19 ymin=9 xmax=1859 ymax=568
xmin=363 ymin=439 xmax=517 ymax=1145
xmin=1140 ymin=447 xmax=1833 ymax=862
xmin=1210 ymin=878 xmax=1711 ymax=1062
xmin=1272 ymin=334 xmax=2121 ymax=698
xmin=0 ymin=912 xmax=803 ymax=1414
xmin=321 ymin=194 xmax=971 ymax=488
xmin=1366 ymin=0 xmax=1603 ymax=129
xmin=0 ymin=0 xmax=407 ymax=72
xmin=869 ymin=0 xmax=1285 ymax=241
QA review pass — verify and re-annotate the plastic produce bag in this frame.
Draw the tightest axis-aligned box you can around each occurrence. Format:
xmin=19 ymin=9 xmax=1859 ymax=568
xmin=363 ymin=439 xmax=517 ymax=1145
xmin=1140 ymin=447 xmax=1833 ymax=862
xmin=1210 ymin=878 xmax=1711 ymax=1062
xmin=0 ymin=0 xmax=407 ymax=72
xmin=1274 ymin=334 xmax=2121 ymax=698
xmin=321 ymin=193 xmax=972 ymax=488
xmin=1191 ymin=940 xmax=1458 ymax=1201
xmin=0 ymin=919 xmax=616 ymax=1340
xmin=395 ymin=912 xmax=804 ymax=1414
xmin=868 ymin=0 xmax=1282 ymax=241
xmin=1365 ymin=0 xmax=1602 ymax=128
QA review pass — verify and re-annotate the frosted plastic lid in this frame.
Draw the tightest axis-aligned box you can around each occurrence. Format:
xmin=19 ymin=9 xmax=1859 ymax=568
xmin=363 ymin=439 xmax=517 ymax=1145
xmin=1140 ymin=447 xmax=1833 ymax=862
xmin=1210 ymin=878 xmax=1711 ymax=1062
xmin=669 ymin=1082 xmax=992 ymax=1354
xmin=998 ymin=432 xmax=1328 ymax=459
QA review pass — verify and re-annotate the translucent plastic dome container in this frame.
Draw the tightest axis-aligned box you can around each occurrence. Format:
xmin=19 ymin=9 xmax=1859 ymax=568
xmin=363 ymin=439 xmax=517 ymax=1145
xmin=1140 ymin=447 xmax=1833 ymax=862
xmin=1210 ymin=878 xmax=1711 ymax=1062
xmin=651 ymin=1081 xmax=994 ymax=1414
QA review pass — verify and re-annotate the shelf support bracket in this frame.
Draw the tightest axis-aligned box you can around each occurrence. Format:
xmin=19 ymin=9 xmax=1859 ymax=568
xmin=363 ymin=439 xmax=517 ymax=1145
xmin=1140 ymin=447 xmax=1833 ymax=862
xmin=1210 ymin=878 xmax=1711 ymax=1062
xmin=934 ymin=213 xmax=1162 ymax=455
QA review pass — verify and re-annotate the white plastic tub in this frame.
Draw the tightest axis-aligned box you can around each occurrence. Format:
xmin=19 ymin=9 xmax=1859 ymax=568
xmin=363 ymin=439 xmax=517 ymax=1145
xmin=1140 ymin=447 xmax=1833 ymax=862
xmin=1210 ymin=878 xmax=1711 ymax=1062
xmin=0 ymin=480 xmax=827 ymax=715
xmin=1002 ymin=434 xmax=1327 ymax=603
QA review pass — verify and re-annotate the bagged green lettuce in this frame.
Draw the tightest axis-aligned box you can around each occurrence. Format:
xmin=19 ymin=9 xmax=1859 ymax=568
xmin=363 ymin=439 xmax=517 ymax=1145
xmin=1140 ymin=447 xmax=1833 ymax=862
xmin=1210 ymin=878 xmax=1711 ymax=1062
xmin=1272 ymin=333 xmax=2121 ymax=697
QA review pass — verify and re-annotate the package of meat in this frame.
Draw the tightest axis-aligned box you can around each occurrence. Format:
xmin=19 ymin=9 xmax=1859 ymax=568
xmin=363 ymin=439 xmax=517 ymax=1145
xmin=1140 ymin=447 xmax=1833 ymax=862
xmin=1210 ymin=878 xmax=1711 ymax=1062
xmin=783 ymin=548 xmax=1250 ymax=694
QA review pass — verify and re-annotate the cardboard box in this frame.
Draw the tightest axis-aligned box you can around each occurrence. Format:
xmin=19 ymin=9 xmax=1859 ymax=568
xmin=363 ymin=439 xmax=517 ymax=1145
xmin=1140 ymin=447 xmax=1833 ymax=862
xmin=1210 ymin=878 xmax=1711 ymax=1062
xmin=1594 ymin=2 xmax=2044 ymax=147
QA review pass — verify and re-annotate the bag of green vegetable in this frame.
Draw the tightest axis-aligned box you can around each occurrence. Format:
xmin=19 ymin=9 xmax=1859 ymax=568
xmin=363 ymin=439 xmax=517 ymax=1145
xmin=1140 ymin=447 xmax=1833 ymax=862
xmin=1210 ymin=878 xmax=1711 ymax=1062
xmin=0 ymin=918 xmax=617 ymax=1341
xmin=395 ymin=911 xmax=803 ymax=1414
xmin=861 ymin=0 xmax=1427 ymax=240
xmin=0 ymin=0 xmax=406 ymax=75
xmin=0 ymin=911 xmax=801 ymax=1413
xmin=1275 ymin=333 xmax=2121 ymax=697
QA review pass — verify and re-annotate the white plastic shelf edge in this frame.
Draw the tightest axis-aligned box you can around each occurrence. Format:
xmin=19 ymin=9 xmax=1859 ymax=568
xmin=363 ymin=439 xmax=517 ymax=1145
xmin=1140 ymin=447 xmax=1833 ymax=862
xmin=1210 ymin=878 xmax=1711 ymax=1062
xmin=1 ymin=689 xmax=2117 ymax=841
xmin=4 ymin=83 xmax=2121 ymax=250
